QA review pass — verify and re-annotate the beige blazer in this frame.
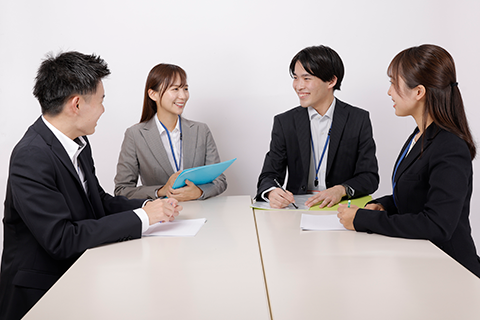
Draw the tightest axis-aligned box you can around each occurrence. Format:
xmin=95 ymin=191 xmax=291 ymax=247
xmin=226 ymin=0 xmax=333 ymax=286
xmin=114 ymin=116 xmax=227 ymax=200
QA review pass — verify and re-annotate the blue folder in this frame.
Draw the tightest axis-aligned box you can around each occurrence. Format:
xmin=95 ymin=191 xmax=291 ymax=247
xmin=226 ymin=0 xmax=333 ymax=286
xmin=172 ymin=158 xmax=236 ymax=189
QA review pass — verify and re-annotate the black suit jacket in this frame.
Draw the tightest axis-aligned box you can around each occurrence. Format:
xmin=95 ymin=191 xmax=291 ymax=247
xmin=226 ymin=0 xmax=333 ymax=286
xmin=256 ymin=99 xmax=379 ymax=199
xmin=0 ymin=117 xmax=145 ymax=319
xmin=355 ymin=123 xmax=480 ymax=277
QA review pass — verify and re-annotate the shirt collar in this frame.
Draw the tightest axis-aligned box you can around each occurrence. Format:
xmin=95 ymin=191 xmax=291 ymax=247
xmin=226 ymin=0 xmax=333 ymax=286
xmin=41 ymin=116 xmax=86 ymax=162
xmin=154 ymin=114 xmax=181 ymax=134
xmin=308 ymin=98 xmax=336 ymax=121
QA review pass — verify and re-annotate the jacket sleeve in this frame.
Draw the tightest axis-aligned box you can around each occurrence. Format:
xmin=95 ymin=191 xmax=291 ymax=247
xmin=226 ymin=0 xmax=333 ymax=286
xmin=341 ymin=111 xmax=379 ymax=197
xmin=114 ymin=127 xmax=161 ymax=199
xmin=197 ymin=124 xmax=227 ymax=199
xmin=354 ymin=135 xmax=470 ymax=243
xmin=10 ymin=144 xmax=142 ymax=261
xmin=256 ymin=115 xmax=289 ymax=200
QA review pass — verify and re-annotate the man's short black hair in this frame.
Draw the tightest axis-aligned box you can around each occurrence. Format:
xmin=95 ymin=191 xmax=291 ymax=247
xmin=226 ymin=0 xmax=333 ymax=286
xmin=33 ymin=51 xmax=111 ymax=116
xmin=289 ymin=45 xmax=344 ymax=91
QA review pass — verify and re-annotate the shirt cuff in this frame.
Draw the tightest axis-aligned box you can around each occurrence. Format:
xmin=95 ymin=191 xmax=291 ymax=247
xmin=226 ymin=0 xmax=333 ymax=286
xmin=261 ymin=186 xmax=277 ymax=202
xmin=134 ymin=203 xmax=150 ymax=234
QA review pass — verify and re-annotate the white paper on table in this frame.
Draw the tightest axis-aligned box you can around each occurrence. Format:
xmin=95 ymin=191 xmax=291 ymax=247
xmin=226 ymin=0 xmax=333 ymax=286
xmin=300 ymin=214 xmax=347 ymax=231
xmin=143 ymin=218 xmax=207 ymax=237
xmin=251 ymin=194 xmax=311 ymax=210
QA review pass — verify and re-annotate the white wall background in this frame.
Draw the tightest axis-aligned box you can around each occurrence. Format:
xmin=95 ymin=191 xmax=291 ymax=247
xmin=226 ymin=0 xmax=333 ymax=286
xmin=1 ymin=0 xmax=479 ymax=259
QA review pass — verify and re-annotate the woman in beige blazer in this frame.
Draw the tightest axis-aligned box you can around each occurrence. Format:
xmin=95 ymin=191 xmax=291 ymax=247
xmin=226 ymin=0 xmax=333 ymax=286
xmin=114 ymin=64 xmax=227 ymax=200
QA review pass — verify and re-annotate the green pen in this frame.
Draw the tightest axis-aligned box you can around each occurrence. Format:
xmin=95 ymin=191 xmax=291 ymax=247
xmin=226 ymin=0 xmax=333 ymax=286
xmin=348 ymin=200 xmax=351 ymax=208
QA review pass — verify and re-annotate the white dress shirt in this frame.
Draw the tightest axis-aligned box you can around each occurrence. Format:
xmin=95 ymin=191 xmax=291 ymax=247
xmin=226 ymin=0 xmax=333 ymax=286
xmin=155 ymin=114 xmax=183 ymax=172
xmin=307 ymin=98 xmax=336 ymax=192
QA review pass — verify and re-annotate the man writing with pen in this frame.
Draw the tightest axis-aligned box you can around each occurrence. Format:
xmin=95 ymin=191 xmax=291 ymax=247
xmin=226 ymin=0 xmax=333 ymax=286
xmin=255 ymin=45 xmax=379 ymax=209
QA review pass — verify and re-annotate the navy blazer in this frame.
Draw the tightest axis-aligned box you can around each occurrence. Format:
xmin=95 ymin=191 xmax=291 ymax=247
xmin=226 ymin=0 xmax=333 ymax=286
xmin=355 ymin=123 xmax=480 ymax=277
xmin=256 ymin=99 xmax=379 ymax=199
xmin=0 ymin=117 xmax=145 ymax=319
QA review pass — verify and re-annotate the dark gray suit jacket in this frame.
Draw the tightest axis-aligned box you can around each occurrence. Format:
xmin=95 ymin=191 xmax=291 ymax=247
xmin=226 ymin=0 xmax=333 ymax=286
xmin=0 ymin=117 xmax=145 ymax=319
xmin=256 ymin=99 xmax=379 ymax=199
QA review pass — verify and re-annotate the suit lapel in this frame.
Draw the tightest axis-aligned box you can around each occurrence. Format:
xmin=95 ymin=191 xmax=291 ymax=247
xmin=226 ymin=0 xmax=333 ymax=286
xmin=77 ymin=144 xmax=103 ymax=219
xmin=393 ymin=123 xmax=439 ymax=184
xmin=33 ymin=118 xmax=98 ymax=217
xmin=140 ymin=117 xmax=175 ymax=176
xmin=181 ymin=117 xmax=197 ymax=169
xmin=294 ymin=107 xmax=311 ymax=178
xmin=33 ymin=118 xmax=85 ymax=191
xmin=327 ymin=99 xmax=348 ymax=175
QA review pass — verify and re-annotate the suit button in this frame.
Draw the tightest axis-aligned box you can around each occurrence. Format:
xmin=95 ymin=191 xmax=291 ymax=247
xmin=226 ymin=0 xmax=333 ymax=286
xmin=301 ymin=186 xmax=306 ymax=191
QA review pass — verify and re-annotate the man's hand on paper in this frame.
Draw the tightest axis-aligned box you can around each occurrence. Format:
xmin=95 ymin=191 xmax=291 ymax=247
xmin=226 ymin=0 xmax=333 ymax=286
xmin=337 ymin=204 xmax=358 ymax=230
xmin=268 ymin=188 xmax=295 ymax=209
xmin=144 ymin=198 xmax=182 ymax=225
xmin=305 ymin=185 xmax=346 ymax=208
xmin=167 ymin=179 xmax=203 ymax=201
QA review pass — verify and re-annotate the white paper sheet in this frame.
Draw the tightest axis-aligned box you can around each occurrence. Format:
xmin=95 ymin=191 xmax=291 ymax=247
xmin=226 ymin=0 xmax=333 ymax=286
xmin=300 ymin=214 xmax=347 ymax=231
xmin=143 ymin=218 xmax=207 ymax=237
xmin=251 ymin=194 xmax=311 ymax=210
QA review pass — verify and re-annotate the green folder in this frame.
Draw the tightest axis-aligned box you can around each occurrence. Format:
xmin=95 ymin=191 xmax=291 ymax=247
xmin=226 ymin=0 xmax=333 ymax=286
xmin=309 ymin=195 xmax=373 ymax=211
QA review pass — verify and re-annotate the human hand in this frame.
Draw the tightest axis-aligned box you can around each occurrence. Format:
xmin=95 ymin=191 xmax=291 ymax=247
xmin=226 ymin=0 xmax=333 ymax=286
xmin=268 ymin=187 xmax=295 ymax=209
xmin=143 ymin=198 xmax=182 ymax=225
xmin=157 ymin=171 xmax=182 ymax=198
xmin=166 ymin=179 xmax=203 ymax=201
xmin=305 ymin=185 xmax=346 ymax=208
xmin=337 ymin=204 xmax=358 ymax=230
xmin=364 ymin=203 xmax=385 ymax=211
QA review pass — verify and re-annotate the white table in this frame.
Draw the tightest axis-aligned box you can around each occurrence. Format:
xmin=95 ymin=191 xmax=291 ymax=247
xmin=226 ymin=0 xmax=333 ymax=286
xmin=23 ymin=197 xmax=480 ymax=320
xmin=24 ymin=196 xmax=270 ymax=320
xmin=255 ymin=209 xmax=480 ymax=320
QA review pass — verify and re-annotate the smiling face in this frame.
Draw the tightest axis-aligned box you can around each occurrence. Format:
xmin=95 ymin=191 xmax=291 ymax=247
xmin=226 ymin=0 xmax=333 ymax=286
xmin=77 ymin=81 xmax=105 ymax=136
xmin=292 ymin=61 xmax=335 ymax=114
xmin=151 ymin=74 xmax=189 ymax=118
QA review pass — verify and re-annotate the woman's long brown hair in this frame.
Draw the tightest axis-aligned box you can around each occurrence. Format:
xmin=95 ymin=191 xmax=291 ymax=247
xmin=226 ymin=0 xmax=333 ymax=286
xmin=140 ymin=64 xmax=187 ymax=123
xmin=388 ymin=44 xmax=476 ymax=159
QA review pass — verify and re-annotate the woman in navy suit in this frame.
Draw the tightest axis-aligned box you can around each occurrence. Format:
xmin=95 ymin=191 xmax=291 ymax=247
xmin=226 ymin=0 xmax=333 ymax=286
xmin=338 ymin=44 xmax=480 ymax=277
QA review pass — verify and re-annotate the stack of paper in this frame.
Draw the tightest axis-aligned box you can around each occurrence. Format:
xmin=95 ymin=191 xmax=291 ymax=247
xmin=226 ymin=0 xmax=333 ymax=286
xmin=300 ymin=214 xmax=347 ymax=231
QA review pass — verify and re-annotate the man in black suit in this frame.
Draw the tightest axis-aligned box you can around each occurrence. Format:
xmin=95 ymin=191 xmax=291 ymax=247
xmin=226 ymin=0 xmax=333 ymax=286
xmin=0 ymin=51 xmax=182 ymax=320
xmin=256 ymin=45 xmax=379 ymax=208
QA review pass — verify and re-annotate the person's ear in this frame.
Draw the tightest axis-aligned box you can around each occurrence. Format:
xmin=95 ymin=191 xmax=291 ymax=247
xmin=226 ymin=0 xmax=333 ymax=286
xmin=67 ymin=96 xmax=81 ymax=115
xmin=148 ymin=89 xmax=159 ymax=102
xmin=415 ymin=85 xmax=426 ymax=101
xmin=327 ymin=76 xmax=338 ymax=89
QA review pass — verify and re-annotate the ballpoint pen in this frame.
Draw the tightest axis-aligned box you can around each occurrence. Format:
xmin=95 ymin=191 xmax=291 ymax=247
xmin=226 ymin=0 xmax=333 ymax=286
xmin=348 ymin=200 xmax=351 ymax=208
xmin=273 ymin=178 xmax=298 ymax=209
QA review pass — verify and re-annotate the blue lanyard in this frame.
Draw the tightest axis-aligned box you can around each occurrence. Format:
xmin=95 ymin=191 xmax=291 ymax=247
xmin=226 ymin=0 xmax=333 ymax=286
xmin=310 ymin=125 xmax=332 ymax=187
xmin=392 ymin=133 xmax=416 ymax=206
xmin=159 ymin=116 xmax=182 ymax=172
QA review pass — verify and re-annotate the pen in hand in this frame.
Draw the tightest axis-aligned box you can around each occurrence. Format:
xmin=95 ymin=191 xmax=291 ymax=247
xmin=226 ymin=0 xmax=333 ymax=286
xmin=273 ymin=178 xmax=298 ymax=209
